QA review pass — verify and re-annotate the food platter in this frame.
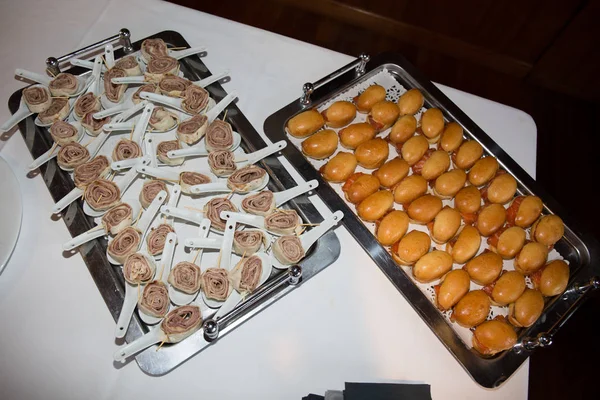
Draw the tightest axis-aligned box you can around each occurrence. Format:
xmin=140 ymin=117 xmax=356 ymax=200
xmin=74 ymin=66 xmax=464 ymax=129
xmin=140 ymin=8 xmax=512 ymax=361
xmin=7 ymin=29 xmax=341 ymax=375
xmin=264 ymin=52 xmax=600 ymax=388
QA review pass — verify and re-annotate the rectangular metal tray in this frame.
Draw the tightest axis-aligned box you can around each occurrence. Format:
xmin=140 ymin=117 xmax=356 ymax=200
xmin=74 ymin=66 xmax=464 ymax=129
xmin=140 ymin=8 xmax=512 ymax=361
xmin=7 ymin=29 xmax=341 ymax=375
xmin=264 ymin=52 xmax=600 ymax=388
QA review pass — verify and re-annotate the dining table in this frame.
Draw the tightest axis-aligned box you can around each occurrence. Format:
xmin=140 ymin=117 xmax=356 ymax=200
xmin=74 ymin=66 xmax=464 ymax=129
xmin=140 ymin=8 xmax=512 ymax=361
xmin=0 ymin=0 xmax=537 ymax=399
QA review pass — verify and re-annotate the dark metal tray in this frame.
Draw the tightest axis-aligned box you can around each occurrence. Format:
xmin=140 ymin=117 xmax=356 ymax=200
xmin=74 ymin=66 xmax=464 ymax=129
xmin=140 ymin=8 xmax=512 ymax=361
xmin=8 ymin=29 xmax=341 ymax=375
xmin=264 ymin=52 xmax=600 ymax=388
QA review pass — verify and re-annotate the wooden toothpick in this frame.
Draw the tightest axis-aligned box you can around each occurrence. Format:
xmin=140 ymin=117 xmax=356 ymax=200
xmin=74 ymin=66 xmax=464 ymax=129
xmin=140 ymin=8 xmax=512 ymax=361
xmin=192 ymin=249 xmax=201 ymax=264
xmin=49 ymin=142 xmax=59 ymax=155
xmin=97 ymin=194 xmax=103 ymax=203
xmin=46 ymin=68 xmax=57 ymax=78
xmin=168 ymin=46 xmax=188 ymax=51
xmin=184 ymin=206 xmax=204 ymax=213
xmin=222 ymin=109 xmax=228 ymax=121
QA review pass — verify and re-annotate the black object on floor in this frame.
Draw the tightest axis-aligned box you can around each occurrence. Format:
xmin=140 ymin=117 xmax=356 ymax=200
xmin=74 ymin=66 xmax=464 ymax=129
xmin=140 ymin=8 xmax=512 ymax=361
xmin=345 ymin=382 xmax=432 ymax=400
xmin=302 ymin=395 xmax=325 ymax=400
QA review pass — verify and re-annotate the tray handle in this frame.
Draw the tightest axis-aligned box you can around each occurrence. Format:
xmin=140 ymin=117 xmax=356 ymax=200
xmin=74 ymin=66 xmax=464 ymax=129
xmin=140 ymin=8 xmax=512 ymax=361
xmin=513 ymin=276 xmax=600 ymax=353
xmin=299 ymin=53 xmax=370 ymax=106
xmin=202 ymin=265 xmax=303 ymax=342
xmin=46 ymin=28 xmax=134 ymax=76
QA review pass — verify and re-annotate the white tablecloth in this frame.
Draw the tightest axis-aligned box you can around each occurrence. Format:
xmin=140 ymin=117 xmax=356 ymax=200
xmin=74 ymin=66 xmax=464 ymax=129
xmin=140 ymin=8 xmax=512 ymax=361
xmin=0 ymin=1 xmax=537 ymax=399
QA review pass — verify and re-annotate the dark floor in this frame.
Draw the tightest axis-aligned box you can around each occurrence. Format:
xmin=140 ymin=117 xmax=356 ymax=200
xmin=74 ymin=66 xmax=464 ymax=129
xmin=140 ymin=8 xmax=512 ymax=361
xmin=171 ymin=1 xmax=600 ymax=397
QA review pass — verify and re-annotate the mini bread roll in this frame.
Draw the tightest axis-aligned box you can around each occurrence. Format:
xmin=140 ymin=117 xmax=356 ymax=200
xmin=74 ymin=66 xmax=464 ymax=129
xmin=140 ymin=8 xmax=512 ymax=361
xmin=354 ymin=84 xmax=387 ymax=113
xmin=342 ymin=173 xmax=380 ymax=204
xmin=514 ymin=242 xmax=548 ymax=275
xmin=453 ymin=140 xmax=483 ymax=170
xmin=420 ymin=108 xmax=444 ymax=143
xmin=428 ymin=206 xmax=461 ymax=244
xmin=472 ymin=319 xmax=517 ymax=356
xmin=368 ymin=101 xmax=399 ymax=132
xmin=451 ymin=290 xmax=491 ymax=328
xmin=465 ymin=251 xmax=503 ymax=285
xmin=417 ymin=150 xmax=450 ymax=181
xmin=436 ymin=269 xmax=470 ymax=311
xmin=446 ymin=225 xmax=481 ymax=264
xmin=454 ymin=185 xmax=482 ymax=224
xmin=413 ymin=250 xmax=453 ymax=283
xmin=322 ymin=101 xmax=356 ymax=128
xmin=508 ymin=289 xmax=544 ymax=328
xmin=406 ymin=194 xmax=443 ymax=224
xmin=487 ymin=226 xmax=526 ymax=259
xmin=481 ymin=172 xmax=517 ymax=205
xmin=438 ymin=122 xmax=464 ymax=152
xmin=434 ymin=169 xmax=467 ymax=199
xmin=507 ymin=195 xmax=543 ymax=228
xmin=373 ymin=157 xmax=409 ymax=188
xmin=357 ymin=190 xmax=394 ymax=222
xmin=532 ymin=260 xmax=569 ymax=297
xmin=400 ymin=135 xmax=429 ymax=166
xmin=398 ymin=88 xmax=424 ymax=116
xmin=355 ymin=138 xmax=389 ymax=169
xmin=287 ymin=109 xmax=324 ymax=138
xmin=389 ymin=115 xmax=417 ymax=144
xmin=531 ymin=215 xmax=564 ymax=247
xmin=301 ymin=129 xmax=338 ymax=159
xmin=320 ymin=152 xmax=357 ymax=182
xmin=391 ymin=230 xmax=431 ymax=266
xmin=475 ymin=203 xmax=506 ymax=237
xmin=376 ymin=210 xmax=409 ymax=246
xmin=393 ymin=175 xmax=428 ymax=205
xmin=468 ymin=157 xmax=499 ymax=187
xmin=488 ymin=271 xmax=526 ymax=306
xmin=339 ymin=122 xmax=376 ymax=149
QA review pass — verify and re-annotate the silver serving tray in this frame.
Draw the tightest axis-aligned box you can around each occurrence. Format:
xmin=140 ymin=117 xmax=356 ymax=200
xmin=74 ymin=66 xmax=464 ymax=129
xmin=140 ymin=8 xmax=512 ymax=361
xmin=8 ymin=29 xmax=341 ymax=375
xmin=264 ymin=52 xmax=600 ymax=388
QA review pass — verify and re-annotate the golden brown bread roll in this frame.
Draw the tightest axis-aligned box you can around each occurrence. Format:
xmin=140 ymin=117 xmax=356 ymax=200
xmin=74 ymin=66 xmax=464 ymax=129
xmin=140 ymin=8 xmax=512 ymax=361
xmin=355 ymin=138 xmax=389 ymax=169
xmin=453 ymin=140 xmax=483 ymax=170
xmin=354 ymin=84 xmax=386 ymax=113
xmin=420 ymin=108 xmax=445 ymax=143
xmin=301 ymin=129 xmax=338 ymax=159
xmin=487 ymin=226 xmax=526 ymax=259
xmin=391 ymin=230 xmax=431 ymax=266
xmin=406 ymin=194 xmax=443 ymax=224
xmin=413 ymin=250 xmax=453 ymax=283
xmin=464 ymin=251 xmax=503 ymax=285
xmin=481 ymin=172 xmax=517 ymax=205
xmin=514 ymin=242 xmax=548 ymax=275
xmin=451 ymin=290 xmax=491 ymax=328
xmin=357 ymin=190 xmax=394 ymax=222
xmin=532 ymin=259 xmax=569 ymax=297
xmin=427 ymin=206 xmax=461 ymax=244
xmin=454 ymin=185 xmax=482 ymax=224
xmin=339 ymin=122 xmax=376 ymax=149
xmin=436 ymin=269 xmax=470 ymax=311
xmin=468 ymin=157 xmax=499 ymax=187
xmin=475 ymin=203 xmax=506 ymax=237
xmin=388 ymin=115 xmax=417 ymax=145
xmin=368 ymin=101 xmax=399 ymax=132
xmin=433 ymin=169 xmax=467 ymax=199
xmin=472 ymin=319 xmax=517 ymax=356
xmin=446 ymin=225 xmax=481 ymax=264
xmin=287 ymin=109 xmax=324 ymax=138
xmin=342 ymin=173 xmax=380 ymax=204
xmin=530 ymin=215 xmax=564 ymax=247
xmin=373 ymin=157 xmax=409 ymax=188
xmin=400 ymin=135 xmax=429 ymax=166
xmin=413 ymin=150 xmax=450 ymax=181
xmin=393 ymin=175 xmax=428 ymax=205
xmin=397 ymin=88 xmax=424 ymax=116
xmin=376 ymin=210 xmax=409 ymax=246
xmin=322 ymin=101 xmax=356 ymax=128
xmin=438 ymin=122 xmax=464 ymax=152
xmin=486 ymin=270 xmax=526 ymax=306
xmin=320 ymin=152 xmax=357 ymax=182
xmin=508 ymin=289 xmax=544 ymax=328
xmin=506 ymin=195 xmax=543 ymax=228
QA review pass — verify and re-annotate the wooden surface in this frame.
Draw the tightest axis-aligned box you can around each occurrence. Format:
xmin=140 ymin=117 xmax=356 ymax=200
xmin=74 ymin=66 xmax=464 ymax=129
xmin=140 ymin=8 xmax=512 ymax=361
xmin=170 ymin=1 xmax=600 ymax=397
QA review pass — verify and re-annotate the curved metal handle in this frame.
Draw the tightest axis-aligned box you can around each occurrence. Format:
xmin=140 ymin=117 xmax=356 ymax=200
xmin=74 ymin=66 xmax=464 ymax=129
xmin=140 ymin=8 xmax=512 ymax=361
xmin=299 ymin=53 xmax=369 ymax=106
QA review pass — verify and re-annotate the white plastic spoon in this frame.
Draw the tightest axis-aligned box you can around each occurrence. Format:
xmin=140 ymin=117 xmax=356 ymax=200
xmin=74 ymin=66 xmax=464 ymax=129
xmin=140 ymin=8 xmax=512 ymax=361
xmin=273 ymin=180 xmax=319 ymax=207
xmin=166 ymin=130 xmax=242 ymax=159
xmin=170 ymin=46 xmax=207 ymax=60
xmin=26 ymin=122 xmax=86 ymax=172
xmin=104 ymin=44 xmax=116 ymax=69
xmin=235 ymin=140 xmax=287 ymax=167
xmin=0 ymin=94 xmax=34 ymax=133
xmin=141 ymin=89 xmax=237 ymax=116
xmin=69 ymin=58 xmax=108 ymax=73
xmin=15 ymin=68 xmax=92 ymax=97
xmin=112 ymin=69 xmax=229 ymax=89
xmin=159 ymin=206 xmax=204 ymax=226
xmin=189 ymin=174 xmax=269 ymax=195
xmin=111 ymin=100 xmax=148 ymax=123
xmin=270 ymin=211 xmax=344 ymax=269
xmin=135 ymin=165 xmax=218 ymax=190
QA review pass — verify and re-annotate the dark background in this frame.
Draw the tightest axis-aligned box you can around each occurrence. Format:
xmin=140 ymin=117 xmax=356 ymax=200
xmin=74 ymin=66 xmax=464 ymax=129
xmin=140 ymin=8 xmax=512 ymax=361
xmin=169 ymin=0 xmax=600 ymax=397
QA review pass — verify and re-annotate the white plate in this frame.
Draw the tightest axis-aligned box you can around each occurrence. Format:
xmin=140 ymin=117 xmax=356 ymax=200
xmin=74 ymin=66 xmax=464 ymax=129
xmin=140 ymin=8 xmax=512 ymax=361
xmin=0 ymin=154 xmax=23 ymax=273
